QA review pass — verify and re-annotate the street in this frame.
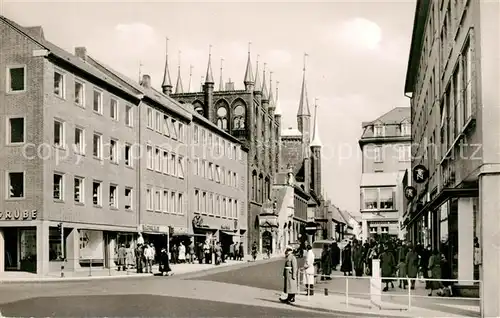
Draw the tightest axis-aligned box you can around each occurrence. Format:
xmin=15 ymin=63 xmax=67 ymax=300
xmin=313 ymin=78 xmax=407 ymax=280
xmin=0 ymin=259 xmax=388 ymax=317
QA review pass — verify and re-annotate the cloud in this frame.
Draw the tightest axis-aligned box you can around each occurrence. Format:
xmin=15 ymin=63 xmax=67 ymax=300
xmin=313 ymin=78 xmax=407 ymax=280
xmin=114 ymin=22 xmax=161 ymax=52
xmin=338 ymin=18 xmax=383 ymax=50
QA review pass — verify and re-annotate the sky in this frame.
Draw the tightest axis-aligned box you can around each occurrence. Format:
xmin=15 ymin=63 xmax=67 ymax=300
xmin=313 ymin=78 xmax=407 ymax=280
xmin=3 ymin=0 xmax=416 ymax=216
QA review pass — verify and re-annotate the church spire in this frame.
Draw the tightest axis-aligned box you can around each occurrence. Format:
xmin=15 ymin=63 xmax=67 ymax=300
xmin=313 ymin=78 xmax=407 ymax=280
xmin=310 ymin=98 xmax=322 ymax=147
xmin=298 ymin=52 xmax=311 ymax=117
xmin=244 ymin=42 xmax=254 ymax=85
xmin=205 ymin=45 xmax=214 ymax=84
xmin=219 ymin=58 xmax=224 ymax=91
xmin=274 ymin=80 xmax=282 ymax=116
xmin=254 ymin=54 xmax=261 ymax=92
xmin=175 ymin=50 xmax=184 ymax=94
xmin=187 ymin=65 xmax=193 ymax=93
xmin=268 ymin=71 xmax=275 ymax=108
xmin=161 ymin=37 xmax=173 ymax=94
xmin=261 ymin=63 xmax=268 ymax=101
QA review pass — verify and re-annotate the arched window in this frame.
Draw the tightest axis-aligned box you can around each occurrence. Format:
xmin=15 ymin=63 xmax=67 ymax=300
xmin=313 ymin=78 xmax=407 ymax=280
xmin=216 ymin=106 xmax=228 ymax=130
xmin=193 ymin=101 xmax=204 ymax=116
xmin=258 ymin=173 xmax=263 ymax=203
xmin=232 ymin=103 xmax=246 ymax=130
xmin=265 ymin=177 xmax=270 ymax=201
xmin=252 ymin=170 xmax=257 ymax=202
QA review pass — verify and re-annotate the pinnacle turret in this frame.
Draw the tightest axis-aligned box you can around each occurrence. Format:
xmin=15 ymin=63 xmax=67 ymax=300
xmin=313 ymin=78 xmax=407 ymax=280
xmin=161 ymin=37 xmax=173 ymax=94
xmin=205 ymin=45 xmax=214 ymax=84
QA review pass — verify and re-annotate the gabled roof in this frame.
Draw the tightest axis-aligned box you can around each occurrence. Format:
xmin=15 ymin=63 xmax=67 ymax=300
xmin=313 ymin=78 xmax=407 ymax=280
xmin=362 ymin=107 xmax=411 ymax=128
xmin=329 ymin=204 xmax=345 ymax=224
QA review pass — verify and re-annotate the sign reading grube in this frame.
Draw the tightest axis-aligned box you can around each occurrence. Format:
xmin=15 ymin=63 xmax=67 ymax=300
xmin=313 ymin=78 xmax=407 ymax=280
xmin=0 ymin=210 xmax=37 ymax=220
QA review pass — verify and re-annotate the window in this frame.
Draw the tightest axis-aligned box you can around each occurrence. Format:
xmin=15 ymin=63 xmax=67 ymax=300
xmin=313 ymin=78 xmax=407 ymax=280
xmin=222 ymin=198 xmax=227 ymax=217
xmin=93 ymin=89 xmax=103 ymax=114
xmin=163 ymin=190 xmax=169 ymax=212
xmin=233 ymin=104 xmax=246 ymax=129
xmin=462 ymin=38 xmax=473 ymax=121
xmin=163 ymin=115 xmax=170 ymax=137
xmin=363 ymin=188 xmax=378 ymax=209
xmin=93 ymin=133 xmax=102 ymax=159
xmin=109 ymin=184 xmax=118 ymax=208
xmin=125 ymin=105 xmax=133 ymax=127
xmin=155 ymin=148 xmax=161 ymax=172
xmin=7 ymin=66 xmax=26 ymax=92
xmin=155 ymin=190 xmax=161 ymax=211
xmin=110 ymin=98 xmax=118 ymax=120
xmin=381 ymin=227 xmax=389 ymax=234
xmin=233 ymin=172 xmax=237 ymax=188
xmin=171 ymin=192 xmax=176 ymax=213
xmin=194 ymin=158 xmax=199 ymax=176
xmin=201 ymin=160 xmax=206 ymax=178
xmin=147 ymin=108 xmax=153 ymax=128
xmin=162 ymin=151 xmax=169 ymax=174
xmin=53 ymin=173 xmax=64 ymax=200
xmin=74 ymin=127 xmax=85 ymax=154
xmin=7 ymin=172 xmax=24 ymax=198
xmin=53 ymin=120 xmax=64 ymax=148
xmin=202 ymin=192 xmax=207 ymax=213
xmin=195 ymin=189 xmax=200 ymax=212
xmin=215 ymin=165 xmax=221 ymax=183
xmin=74 ymin=177 xmax=84 ymax=203
xmin=401 ymin=122 xmax=411 ymax=136
xmin=179 ymin=123 xmax=184 ymax=142
xmin=7 ymin=117 xmax=24 ymax=144
xmin=216 ymin=107 xmax=228 ymax=130
xmin=109 ymin=139 xmax=118 ymax=163
xmin=178 ymin=193 xmax=183 ymax=215
xmin=125 ymin=188 xmax=132 ymax=210
xmin=194 ymin=125 xmax=199 ymax=143
xmin=155 ymin=111 xmax=162 ymax=133
xmin=373 ymin=125 xmax=384 ymax=137
xmin=208 ymin=163 xmax=214 ymax=180
xmin=379 ymin=188 xmax=394 ymax=210
xmin=369 ymin=227 xmax=378 ymax=234
xmin=216 ymin=196 xmax=220 ymax=215
xmin=146 ymin=187 xmax=153 ymax=210
xmin=227 ymin=170 xmax=231 ymax=185
xmin=171 ymin=119 xmax=178 ymax=139
xmin=398 ymin=145 xmax=410 ymax=162
xmin=54 ymin=71 xmax=65 ymax=98
xmin=92 ymin=181 xmax=102 ymax=206
xmin=74 ymin=80 xmax=84 ymax=106
xmin=374 ymin=146 xmax=382 ymax=163
xmin=171 ymin=154 xmax=177 ymax=176
xmin=178 ymin=156 xmax=185 ymax=178
xmin=146 ymin=145 xmax=153 ymax=170
xmin=201 ymin=129 xmax=206 ymax=144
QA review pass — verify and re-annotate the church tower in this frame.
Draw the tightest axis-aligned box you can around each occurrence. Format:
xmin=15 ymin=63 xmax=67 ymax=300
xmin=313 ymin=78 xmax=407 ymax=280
xmin=297 ymin=53 xmax=311 ymax=193
xmin=310 ymin=100 xmax=322 ymax=196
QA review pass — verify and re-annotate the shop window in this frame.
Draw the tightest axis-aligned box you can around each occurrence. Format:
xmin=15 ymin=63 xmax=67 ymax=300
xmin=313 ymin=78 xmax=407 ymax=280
xmin=369 ymin=227 xmax=378 ymax=234
xmin=379 ymin=188 xmax=395 ymax=210
xmin=74 ymin=176 xmax=84 ymax=203
xmin=381 ymin=227 xmax=389 ymax=234
xmin=7 ymin=66 xmax=26 ymax=92
xmin=53 ymin=173 xmax=64 ymax=201
xmin=125 ymin=144 xmax=132 ymax=167
xmin=49 ymin=227 xmax=67 ymax=261
xmin=363 ymin=188 xmax=378 ymax=210
xmin=8 ymin=171 xmax=24 ymax=198
xmin=125 ymin=187 xmax=132 ymax=210
xmin=8 ymin=117 xmax=25 ymax=144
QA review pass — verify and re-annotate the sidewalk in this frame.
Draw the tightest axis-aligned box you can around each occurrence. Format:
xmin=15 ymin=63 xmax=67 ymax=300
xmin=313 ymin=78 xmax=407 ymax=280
xmin=0 ymin=259 xmax=246 ymax=283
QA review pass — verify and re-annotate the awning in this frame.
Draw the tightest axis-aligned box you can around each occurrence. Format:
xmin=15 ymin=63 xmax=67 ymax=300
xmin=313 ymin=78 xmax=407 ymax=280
xmin=221 ymin=230 xmax=240 ymax=236
xmin=406 ymin=187 xmax=478 ymax=226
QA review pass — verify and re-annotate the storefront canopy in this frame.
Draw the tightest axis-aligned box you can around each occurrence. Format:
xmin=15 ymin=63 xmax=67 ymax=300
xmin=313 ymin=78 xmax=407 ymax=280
xmin=407 ymin=187 xmax=478 ymax=226
xmin=220 ymin=231 xmax=240 ymax=236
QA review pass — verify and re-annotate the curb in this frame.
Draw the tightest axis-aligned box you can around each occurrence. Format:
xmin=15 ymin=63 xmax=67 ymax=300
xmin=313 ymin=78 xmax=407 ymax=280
xmin=290 ymin=301 xmax=408 ymax=317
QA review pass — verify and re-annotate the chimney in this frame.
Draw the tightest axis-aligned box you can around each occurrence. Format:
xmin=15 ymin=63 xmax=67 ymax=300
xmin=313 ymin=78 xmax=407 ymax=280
xmin=225 ymin=79 xmax=235 ymax=91
xmin=141 ymin=74 xmax=151 ymax=88
xmin=25 ymin=26 xmax=45 ymax=40
xmin=75 ymin=47 xmax=87 ymax=61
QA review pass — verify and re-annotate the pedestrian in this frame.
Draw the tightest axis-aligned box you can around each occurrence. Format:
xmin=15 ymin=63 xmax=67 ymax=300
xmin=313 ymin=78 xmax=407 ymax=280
xmin=126 ymin=243 xmax=135 ymax=269
xmin=239 ymin=242 xmax=244 ymax=261
xmin=320 ymin=245 xmax=331 ymax=280
xmin=251 ymin=241 xmax=258 ymax=261
xmin=379 ymin=244 xmax=396 ymax=292
xmin=172 ymin=244 xmax=178 ymax=264
xmin=279 ymin=245 xmax=298 ymax=304
xmin=427 ymin=249 xmax=442 ymax=296
xmin=135 ymin=244 xmax=145 ymax=273
xmin=178 ymin=242 xmax=186 ymax=264
xmin=405 ymin=244 xmax=419 ymax=289
xmin=303 ymin=244 xmax=315 ymax=295
xmin=144 ymin=243 xmax=154 ymax=273
xmin=188 ymin=240 xmax=195 ymax=264
xmin=159 ymin=247 xmax=173 ymax=276
xmin=203 ymin=241 xmax=211 ymax=264
xmin=229 ymin=242 xmax=235 ymax=260
xmin=117 ymin=244 xmax=127 ymax=271
xmin=341 ymin=242 xmax=353 ymax=276
xmin=330 ymin=242 xmax=340 ymax=271
xmin=352 ymin=240 xmax=364 ymax=277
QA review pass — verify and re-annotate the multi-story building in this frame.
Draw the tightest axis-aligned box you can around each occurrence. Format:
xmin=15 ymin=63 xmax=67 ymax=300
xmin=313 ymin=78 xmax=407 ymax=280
xmin=0 ymin=16 xmax=248 ymax=275
xmin=403 ymin=0 xmax=499 ymax=314
xmin=358 ymin=107 xmax=411 ymax=241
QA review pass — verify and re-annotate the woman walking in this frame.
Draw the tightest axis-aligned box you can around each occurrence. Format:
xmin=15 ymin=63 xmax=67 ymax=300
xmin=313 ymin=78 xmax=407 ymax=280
xmin=427 ymin=249 xmax=442 ymax=296
xmin=280 ymin=246 xmax=298 ymax=304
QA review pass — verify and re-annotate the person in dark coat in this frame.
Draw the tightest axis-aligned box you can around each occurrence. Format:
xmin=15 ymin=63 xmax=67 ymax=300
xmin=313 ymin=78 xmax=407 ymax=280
xmin=280 ymin=246 xmax=298 ymax=304
xmin=427 ymin=249 xmax=442 ymax=296
xmin=117 ymin=244 xmax=127 ymax=271
xmin=420 ymin=245 xmax=431 ymax=289
xmin=159 ymin=247 xmax=172 ymax=276
xmin=405 ymin=244 xmax=419 ymax=289
xmin=352 ymin=241 xmax=365 ymax=277
xmin=239 ymin=242 xmax=244 ymax=261
xmin=341 ymin=243 xmax=353 ymax=276
xmin=135 ymin=244 xmax=145 ymax=273
xmin=330 ymin=242 xmax=340 ymax=271
xmin=320 ymin=245 xmax=332 ymax=280
xmin=380 ymin=245 xmax=396 ymax=291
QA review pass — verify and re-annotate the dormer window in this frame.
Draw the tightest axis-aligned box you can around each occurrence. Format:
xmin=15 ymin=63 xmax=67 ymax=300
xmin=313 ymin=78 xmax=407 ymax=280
xmin=374 ymin=125 xmax=384 ymax=137
xmin=401 ymin=122 xmax=411 ymax=136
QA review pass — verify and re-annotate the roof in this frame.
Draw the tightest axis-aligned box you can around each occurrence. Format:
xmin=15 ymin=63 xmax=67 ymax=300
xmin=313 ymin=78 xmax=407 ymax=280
xmin=338 ymin=210 xmax=352 ymax=227
xmin=0 ymin=16 xmax=140 ymax=101
xmin=282 ymin=127 xmax=302 ymax=137
xmin=360 ymin=172 xmax=400 ymax=187
xmin=362 ymin=107 xmax=411 ymax=128
xmin=404 ymin=0 xmax=430 ymax=94
xmin=329 ymin=204 xmax=346 ymax=224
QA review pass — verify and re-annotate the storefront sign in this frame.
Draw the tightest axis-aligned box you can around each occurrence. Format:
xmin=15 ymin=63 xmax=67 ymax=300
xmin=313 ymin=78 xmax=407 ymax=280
xmin=221 ymin=224 xmax=231 ymax=230
xmin=140 ymin=224 xmax=169 ymax=233
xmin=412 ymin=165 xmax=429 ymax=184
xmin=0 ymin=210 xmax=37 ymax=220
xmin=172 ymin=226 xmax=188 ymax=234
xmin=192 ymin=215 xmax=204 ymax=227
xmin=404 ymin=186 xmax=417 ymax=200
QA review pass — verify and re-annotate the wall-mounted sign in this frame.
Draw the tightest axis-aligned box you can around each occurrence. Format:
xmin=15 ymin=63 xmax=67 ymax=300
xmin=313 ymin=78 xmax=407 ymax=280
xmin=0 ymin=210 xmax=37 ymax=221
xmin=221 ymin=224 xmax=231 ymax=230
xmin=404 ymin=186 xmax=417 ymax=201
xmin=192 ymin=215 xmax=203 ymax=228
xmin=140 ymin=224 xmax=169 ymax=233
xmin=412 ymin=165 xmax=429 ymax=184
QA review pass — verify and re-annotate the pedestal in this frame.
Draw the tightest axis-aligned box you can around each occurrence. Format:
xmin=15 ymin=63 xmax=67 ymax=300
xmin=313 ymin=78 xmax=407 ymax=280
xmin=458 ymin=198 xmax=474 ymax=285
xmin=370 ymin=259 xmax=382 ymax=309
xmin=479 ymin=174 xmax=500 ymax=317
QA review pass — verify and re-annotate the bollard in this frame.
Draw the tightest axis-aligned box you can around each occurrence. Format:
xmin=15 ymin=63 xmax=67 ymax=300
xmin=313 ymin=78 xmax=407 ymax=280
xmin=324 ymin=288 xmax=328 ymax=296
xmin=345 ymin=277 xmax=349 ymax=308
xmin=407 ymin=277 xmax=412 ymax=310
xmin=60 ymin=263 xmax=64 ymax=278
xmin=89 ymin=259 xmax=92 ymax=277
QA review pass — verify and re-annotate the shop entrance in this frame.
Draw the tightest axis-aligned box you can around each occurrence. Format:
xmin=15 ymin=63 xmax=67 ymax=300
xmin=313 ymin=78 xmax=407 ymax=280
xmin=262 ymin=231 xmax=273 ymax=254
xmin=4 ymin=228 xmax=18 ymax=271
xmin=219 ymin=231 xmax=238 ymax=259
xmin=3 ymin=227 xmax=37 ymax=272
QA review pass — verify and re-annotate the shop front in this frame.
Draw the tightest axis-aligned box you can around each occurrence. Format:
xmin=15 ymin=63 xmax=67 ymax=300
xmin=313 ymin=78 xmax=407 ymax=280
xmin=139 ymin=224 xmax=170 ymax=260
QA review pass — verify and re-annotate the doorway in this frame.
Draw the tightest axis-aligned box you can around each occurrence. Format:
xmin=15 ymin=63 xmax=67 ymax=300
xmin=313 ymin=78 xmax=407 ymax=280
xmin=262 ymin=231 xmax=273 ymax=254
xmin=4 ymin=228 xmax=18 ymax=271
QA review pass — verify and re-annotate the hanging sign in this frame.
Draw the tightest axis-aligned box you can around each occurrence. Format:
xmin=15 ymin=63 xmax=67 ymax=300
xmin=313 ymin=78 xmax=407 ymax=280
xmin=412 ymin=165 xmax=429 ymax=184
xmin=404 ymin=186 xmax=417 ymax=201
